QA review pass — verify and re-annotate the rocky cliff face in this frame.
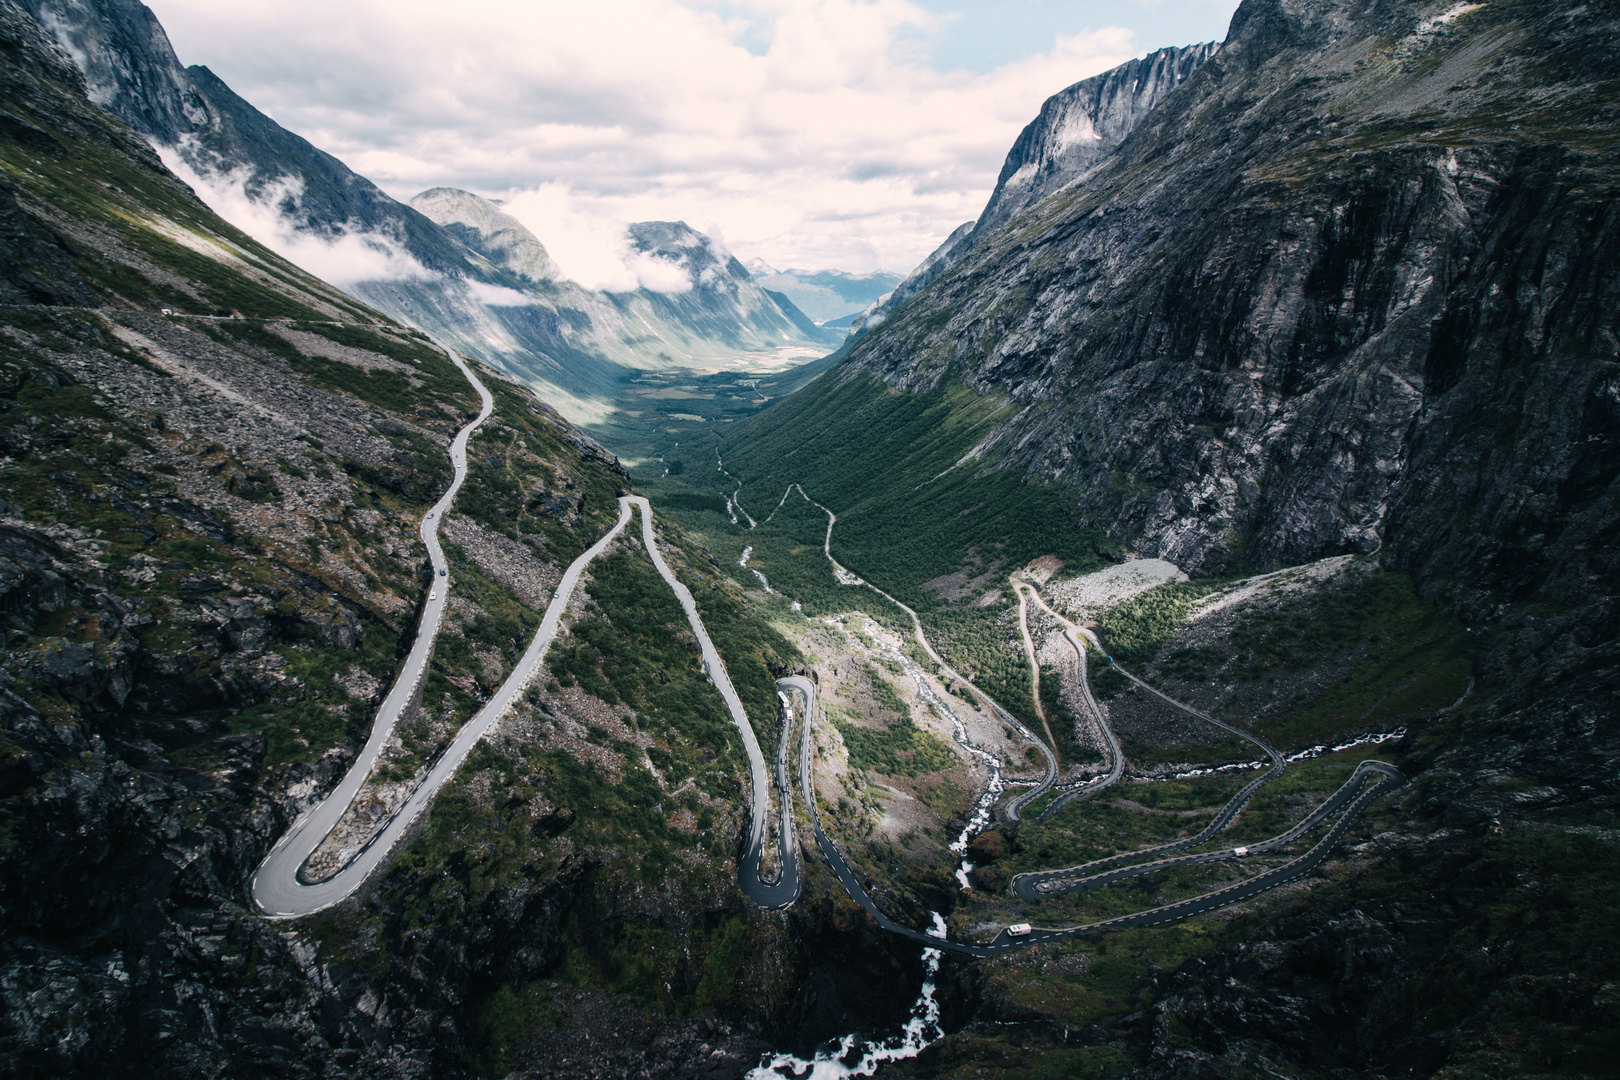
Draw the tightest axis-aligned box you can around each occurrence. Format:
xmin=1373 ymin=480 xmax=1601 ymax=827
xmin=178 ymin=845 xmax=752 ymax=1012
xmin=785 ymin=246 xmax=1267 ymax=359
xmin=973 ymin=42 xmax=1220 ymax=239
xmin=853 ymin=43 xmax=1218 ymax=337
xmin=800 ymin=2 xmax=1620 ymax=1073
xmin=844 ymin=0 xmax=1618 ymax=675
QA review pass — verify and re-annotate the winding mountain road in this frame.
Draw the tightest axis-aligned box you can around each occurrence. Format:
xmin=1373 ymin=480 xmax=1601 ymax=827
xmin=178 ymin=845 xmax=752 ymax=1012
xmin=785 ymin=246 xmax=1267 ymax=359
xmin=783 ymin=645 xmax=1404 ymax=954
xmin=1010 ymin=582 xmax=1124 ymax=822
xmin=251 ymin=408 xmax=1403 ymax=952
xmin=251 ymin=347 xmax=496 ymax=916
xmin=766 ymin=481 xmax=1405 ymax=953
xmin=252 ymin=486 xmax=800 ymax=916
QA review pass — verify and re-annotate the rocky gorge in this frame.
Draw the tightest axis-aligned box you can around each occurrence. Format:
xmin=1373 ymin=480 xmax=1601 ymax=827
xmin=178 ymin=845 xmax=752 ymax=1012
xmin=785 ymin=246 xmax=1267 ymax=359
xmin=708 ymin=0 xmax=1620 ymax=1076
xmin=0 ymin=3 xmax=930 ymax=1075
xmin=0 ymin=0 xmax=1617 ymax=1076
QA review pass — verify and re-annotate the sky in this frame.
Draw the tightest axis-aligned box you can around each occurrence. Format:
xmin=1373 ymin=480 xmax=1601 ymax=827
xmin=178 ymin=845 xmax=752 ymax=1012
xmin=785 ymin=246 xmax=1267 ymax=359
xmin=146 ymin=0 xmax=1238 ymax=278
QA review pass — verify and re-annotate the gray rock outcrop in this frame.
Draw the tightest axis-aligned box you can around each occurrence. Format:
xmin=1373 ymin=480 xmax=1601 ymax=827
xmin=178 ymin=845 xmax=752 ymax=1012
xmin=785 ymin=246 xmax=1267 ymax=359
xmin=853 ymin=43 xmax=1218 ymax=337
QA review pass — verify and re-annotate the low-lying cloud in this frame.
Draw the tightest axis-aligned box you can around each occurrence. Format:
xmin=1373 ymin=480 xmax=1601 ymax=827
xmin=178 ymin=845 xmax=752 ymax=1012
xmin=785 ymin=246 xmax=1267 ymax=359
xmin=466 ymin=280 xmax=533 ymax=306
xmin=144 ymin=0 xmax=1179 ymax=274
xmin=158 ymin=143 xmax=435 ymax=287
xmin=501 ymin=185 xmax=692 ymax=294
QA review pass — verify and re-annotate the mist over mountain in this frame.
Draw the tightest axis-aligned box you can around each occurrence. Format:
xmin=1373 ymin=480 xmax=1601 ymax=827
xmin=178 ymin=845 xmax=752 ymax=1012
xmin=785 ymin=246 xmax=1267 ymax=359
xmin=22 ymin=0 xmax=839 ymax=423
xmin=410 ymin=187 xmax=560 ymax=285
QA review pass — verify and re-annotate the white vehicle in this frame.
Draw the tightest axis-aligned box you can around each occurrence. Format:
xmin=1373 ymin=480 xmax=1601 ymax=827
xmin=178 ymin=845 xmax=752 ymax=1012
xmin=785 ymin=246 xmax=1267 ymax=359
xmin=159 ymin=307 xmax=173 ymax=316
xmin=429 ymin=591 xmax=437 ymax=601
xmin=1006 ymin=923 xmax=1032 ymax=937
xmin=1233 ymin=846 xmax=1250 ymax=857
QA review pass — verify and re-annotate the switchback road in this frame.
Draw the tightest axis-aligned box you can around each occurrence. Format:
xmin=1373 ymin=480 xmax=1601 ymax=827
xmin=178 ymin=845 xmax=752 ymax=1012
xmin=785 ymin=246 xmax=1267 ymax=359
xmin=251 ymin=347 xmax=495 ymax=917
xmin=772 ymin=481 xmax=1405 ymax=952
xmin=254 ymin=428 xmax=1404 ymax=950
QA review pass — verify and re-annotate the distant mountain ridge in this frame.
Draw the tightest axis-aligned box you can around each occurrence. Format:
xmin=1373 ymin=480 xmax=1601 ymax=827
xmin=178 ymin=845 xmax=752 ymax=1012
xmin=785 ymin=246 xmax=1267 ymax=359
xmin=23 ymin=0 xmax=839 ymax=420
xmin=410 ymin=186 xmax=558 ymax=284
xmin=747 ymin=266 xmax=902 ymax=324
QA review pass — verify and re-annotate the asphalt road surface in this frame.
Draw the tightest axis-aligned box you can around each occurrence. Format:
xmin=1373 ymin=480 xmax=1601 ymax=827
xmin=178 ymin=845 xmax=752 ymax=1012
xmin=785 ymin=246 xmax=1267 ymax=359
xmin=251 ymin=425 xmax=1406 ymax=950
xmin=781 ymin=482 xmax=1406 ymax=952
xmin=784 ymin=665 xmax=1404 ymax=954
xmin=250 ymin=347 xmax=496 ymax=917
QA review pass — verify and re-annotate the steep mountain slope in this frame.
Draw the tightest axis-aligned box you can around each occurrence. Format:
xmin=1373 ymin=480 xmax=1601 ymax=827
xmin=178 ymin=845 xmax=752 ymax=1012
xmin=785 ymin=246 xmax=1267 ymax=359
xmin=852 ymin=43 xmax=1218 ymax=337
xmin=22 ymin=0 xmax=477 ymax=274
xmin=721 ymin=0 xmax=1620 ymax=1075
xmin=24 ymin=0 xmax=838 ymax=423
xmin=744 ymin=0 xmax=1619 ymax=658
xmin=972 ymin=42 xmax=1221 ymax=238
xmin=0 ymin=5 xmax=921 ymax=1075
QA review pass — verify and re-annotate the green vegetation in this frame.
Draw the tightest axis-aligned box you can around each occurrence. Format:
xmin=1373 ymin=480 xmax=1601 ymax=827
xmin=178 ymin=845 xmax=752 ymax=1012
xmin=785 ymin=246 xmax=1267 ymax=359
xmin=455 ymin=378 xmax=626 ymax=561
xmin=208 ymin=320 xmax=480 ymax=418
xmin=1093 ymin=580 xmax=1221 ymax=669
xmin=651 ymin=491 xmax=728 ymax=516
xmin=224 ymin=621 xmax=403 ymax=765
xmin=0 ymin=67 xmax=359 ymax=320
xmin=548 ymin=547 xmax=739 ymax=756
xmin=336 ymin=731 xmax=773 ymax=1052
xmin=1088 ymin=566 xmax=1473 ymax=749
xmin=547 ymin=541 xmax=799 ymax=756
xmin=1402 ymin=827 xmax=1620 ymax=1078
xmin=831 ymin=707 xmax=954 ymax=778
xmin=640 ymin=370 xmax=1111 ymax=619
xmin=687 ymin=561 xmax=803 ymax=749
xmin=900 ymin=922 xmax=1230 ymax=1078
xmin=581 ymin=352 xmax=842 ymax=467
xmin=722 ymin=372 xmax=1110 ymax=602
xmin=922 ymin=607 xmax=1038 ymax=728
xmin=1247 ymin=571 xmax=1473 ymax=747
xmin=866 ymin=664 xmax=908 ymax=715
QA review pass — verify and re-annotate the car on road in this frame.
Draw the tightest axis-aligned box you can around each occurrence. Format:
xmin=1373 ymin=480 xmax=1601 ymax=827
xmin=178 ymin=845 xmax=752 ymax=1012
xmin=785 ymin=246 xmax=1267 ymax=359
xmin=1233 ymin=847 xmax=1249 ymax=857
xmin=429 ymin=591 xmax=437 ymax=600
xmin=1007 ymin=923 xmax=1032 ymax=937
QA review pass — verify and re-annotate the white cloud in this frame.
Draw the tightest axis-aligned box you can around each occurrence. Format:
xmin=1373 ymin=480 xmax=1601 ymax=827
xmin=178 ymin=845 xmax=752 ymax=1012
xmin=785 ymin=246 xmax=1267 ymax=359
xmin=500 ymin=184 xmax=690 ymax=293
xmin=146 ymin=0 xmax=1145 ymax=274
xmin=467 ymin=280 xmax=533 ymax=306
xmin=157 ymin=142 xmax=435 ymax=286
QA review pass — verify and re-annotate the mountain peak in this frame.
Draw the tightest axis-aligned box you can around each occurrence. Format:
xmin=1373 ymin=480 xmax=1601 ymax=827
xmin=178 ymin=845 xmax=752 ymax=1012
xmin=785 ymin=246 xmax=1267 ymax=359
xmin=409 ymin=186 xmax=556 ymax=284
xmin=627 ymin=220 xmax=751 ymax=289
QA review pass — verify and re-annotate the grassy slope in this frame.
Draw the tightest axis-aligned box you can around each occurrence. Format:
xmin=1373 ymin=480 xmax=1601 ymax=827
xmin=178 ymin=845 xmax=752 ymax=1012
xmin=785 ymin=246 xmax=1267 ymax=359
xmin=0 ymin=34 xmax=838 ymax=1072
xmin=677 ymin=368 xmax=1112 ymax=607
